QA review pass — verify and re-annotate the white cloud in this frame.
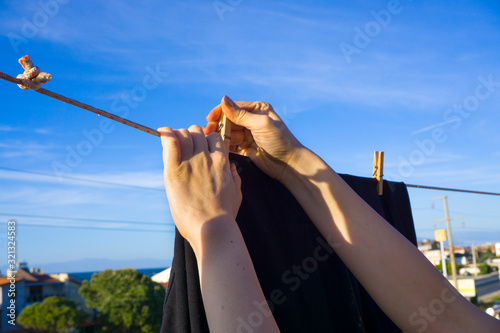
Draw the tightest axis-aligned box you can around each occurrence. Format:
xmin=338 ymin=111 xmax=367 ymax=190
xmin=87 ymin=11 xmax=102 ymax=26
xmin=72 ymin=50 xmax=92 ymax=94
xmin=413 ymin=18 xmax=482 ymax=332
xmin=0 ymin=141 xmax=58 ymax=159
xmin=0 ymin=125 xmax=21 ymax=132
xmin=0 ymin=125 xmax=52 ymax=135
xmin=0 ymin=168 xmax=164 ymax=191
xmin=3 ymin=0 xmax=493 ymax=115
xmin=411 ymin=120 xmax=459 ymax=135
xmin=34 ymin=128 xmax=52 ymax=135
xmin=405 ymin=165 xmax=500 ymax=187
xmin=88 ymin=171 xmax=164 ymax=189
xmin=0 ymin=187 xmax=105 ymax=206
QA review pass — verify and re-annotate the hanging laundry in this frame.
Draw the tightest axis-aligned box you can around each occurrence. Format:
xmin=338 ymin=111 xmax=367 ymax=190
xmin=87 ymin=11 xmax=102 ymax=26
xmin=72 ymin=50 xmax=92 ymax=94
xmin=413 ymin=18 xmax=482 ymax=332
xmin=161 ymin=154 xmax=417 ymax=333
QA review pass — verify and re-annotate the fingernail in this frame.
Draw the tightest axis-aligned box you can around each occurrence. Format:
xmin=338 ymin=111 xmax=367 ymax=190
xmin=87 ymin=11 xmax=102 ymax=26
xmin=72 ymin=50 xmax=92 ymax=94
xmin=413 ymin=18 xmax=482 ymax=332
xmin=223 ymin=95 xmax=236 ymax=108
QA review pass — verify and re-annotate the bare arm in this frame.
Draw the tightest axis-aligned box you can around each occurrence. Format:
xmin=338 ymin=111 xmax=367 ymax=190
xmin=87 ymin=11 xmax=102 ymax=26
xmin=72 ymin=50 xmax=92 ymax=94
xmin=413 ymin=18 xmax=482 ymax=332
xmin=196 ymin=216 xmax=279 ymax=333
xmin=204 ymin=96 xmax=500 ymax=333
xmin=281 ymin=147 xmax=499 ymax=333
xmin=159 ymin=125 xmax=279 ymax=332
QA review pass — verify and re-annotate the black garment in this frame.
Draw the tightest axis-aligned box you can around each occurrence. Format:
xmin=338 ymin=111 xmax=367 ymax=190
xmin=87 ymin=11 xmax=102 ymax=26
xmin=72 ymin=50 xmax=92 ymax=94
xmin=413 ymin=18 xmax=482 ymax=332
xmin=161 ymin=154 xmax=415 ymax=333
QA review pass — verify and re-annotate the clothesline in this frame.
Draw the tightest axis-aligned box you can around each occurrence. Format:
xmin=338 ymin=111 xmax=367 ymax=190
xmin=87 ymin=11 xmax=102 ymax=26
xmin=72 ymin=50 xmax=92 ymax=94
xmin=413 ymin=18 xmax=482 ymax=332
xmin=374 ymin=152 xmax=500 ymax=197
xmin=0 ymin=71 xmax=161 ymax=137
xmin=2 ymin=69 xmax=499 ymax=198
xmin=405 ymin=184 xmax=500 ymax=196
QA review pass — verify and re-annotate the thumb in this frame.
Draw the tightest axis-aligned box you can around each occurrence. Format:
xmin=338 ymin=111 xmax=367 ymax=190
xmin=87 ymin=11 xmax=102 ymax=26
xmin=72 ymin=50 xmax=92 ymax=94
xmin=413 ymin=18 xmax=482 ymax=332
xmin=221 ymin=95 xmax=266 ymax=131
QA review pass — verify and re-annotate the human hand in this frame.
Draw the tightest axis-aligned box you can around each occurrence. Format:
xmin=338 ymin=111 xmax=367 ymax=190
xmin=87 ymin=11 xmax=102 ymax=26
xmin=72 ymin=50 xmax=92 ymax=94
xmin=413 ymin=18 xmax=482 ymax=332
xmin=159 ymin=125 xmax=242 ymax=248
xmin=203 ymin=95 xmax=304 ymax=181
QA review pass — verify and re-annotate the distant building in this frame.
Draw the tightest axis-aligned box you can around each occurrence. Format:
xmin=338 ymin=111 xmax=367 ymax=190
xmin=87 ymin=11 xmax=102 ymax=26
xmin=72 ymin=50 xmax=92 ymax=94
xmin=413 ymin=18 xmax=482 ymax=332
xmin=49 ymin=273 xmax=88 ymax=310
xmin=419 ymin=240 xmax=443 ymax=266
xmin=418 ymin=240 xmax=475 ymax=266
xmin=152 ymin=267 xmax=171 ymax=289
xmin=477 ymin=243 xmax=496 ymax=253
xmin=16 ymin=267 xmax=65 ymax=304
xmin=417 ymin=239 xmax=440 ymax=252
xmin=0 ymin=263 xmax=89 ymax=332
xmin=496 ymin=243 xmax=500 ymax=257
xmin=422 ymin=249 xmax=442 ymax=265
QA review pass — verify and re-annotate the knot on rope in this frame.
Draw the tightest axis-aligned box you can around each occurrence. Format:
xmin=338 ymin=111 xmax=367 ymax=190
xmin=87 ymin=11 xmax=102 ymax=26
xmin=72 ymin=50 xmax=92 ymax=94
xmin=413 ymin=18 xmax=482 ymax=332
xmin=16 ymin=55 xmax=51 ymax=90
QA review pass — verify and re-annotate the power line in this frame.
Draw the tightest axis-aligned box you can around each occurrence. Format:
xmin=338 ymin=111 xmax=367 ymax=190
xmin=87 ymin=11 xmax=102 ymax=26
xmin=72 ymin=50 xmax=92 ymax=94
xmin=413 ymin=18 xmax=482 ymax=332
xmin=445 ymin=211 xmax=500 ymax=220
xmin=406 ymin=184 xmax=500 ymax=196
xmin=412 ymin=208 xmax=499 ymax=220
xmin=0 ymin=220 xmax=174 ymax=233
xmin=3 ymin=166 xmax=500 ymax=197
xmin=0 ymin=166 xmax=164 ymax=192
xmin=18 ymin=223 xmax=172 ymax=233
xmin=0 ymin=212 xmax=171 ymax=226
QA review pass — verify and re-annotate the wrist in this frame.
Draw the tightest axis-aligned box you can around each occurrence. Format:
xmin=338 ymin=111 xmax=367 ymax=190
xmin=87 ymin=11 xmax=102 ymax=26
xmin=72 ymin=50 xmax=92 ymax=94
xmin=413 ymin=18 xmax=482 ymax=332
xmin=280 ymin=147 xmax=324 ymax=186
xmin=188 ymin=215 xmax=240 ymax=260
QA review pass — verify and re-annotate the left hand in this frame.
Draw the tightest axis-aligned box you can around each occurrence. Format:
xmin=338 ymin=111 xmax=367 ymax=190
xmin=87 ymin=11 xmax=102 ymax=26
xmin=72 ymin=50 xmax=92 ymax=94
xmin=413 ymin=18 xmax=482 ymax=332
xmin=203 ymin=96 xmax=305 ymax=182
xmin=159 ymin=125 xmax=242 ymax=246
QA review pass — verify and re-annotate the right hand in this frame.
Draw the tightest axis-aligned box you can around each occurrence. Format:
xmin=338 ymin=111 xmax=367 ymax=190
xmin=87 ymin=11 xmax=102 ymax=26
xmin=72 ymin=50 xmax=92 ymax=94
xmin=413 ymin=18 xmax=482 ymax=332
xmin=159 ymin=125 xmax=242 ymax=249
xmin=203 ymin=95 xmax=304 ymax=181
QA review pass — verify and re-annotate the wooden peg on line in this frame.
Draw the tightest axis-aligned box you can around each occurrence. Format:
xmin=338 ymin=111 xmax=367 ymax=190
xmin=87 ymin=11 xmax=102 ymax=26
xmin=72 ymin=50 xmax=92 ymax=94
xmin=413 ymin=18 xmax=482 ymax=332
xmin=218 ymin=112 xmax=232 ymax=153
xmin=373 ymin=151 xmax=384 ymax=195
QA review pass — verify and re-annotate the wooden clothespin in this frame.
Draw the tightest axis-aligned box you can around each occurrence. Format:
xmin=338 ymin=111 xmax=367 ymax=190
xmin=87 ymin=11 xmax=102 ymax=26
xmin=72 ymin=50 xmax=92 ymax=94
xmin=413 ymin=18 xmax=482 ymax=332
xmin=218 ymin=112 xmax=232 ymax=153
xmin=373 ymin=151 xmax=384 ymax=195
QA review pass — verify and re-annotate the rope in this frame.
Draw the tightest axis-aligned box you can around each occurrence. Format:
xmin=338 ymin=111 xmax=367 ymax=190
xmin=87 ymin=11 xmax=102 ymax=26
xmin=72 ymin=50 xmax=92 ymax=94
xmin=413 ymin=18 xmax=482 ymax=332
xmin=2 ymin=57 xmax=499 ymax=197
xmin=405 ymin=184 xmax=500 ymax=196
xmin=0 ymin=56 xmax=160 ymax=137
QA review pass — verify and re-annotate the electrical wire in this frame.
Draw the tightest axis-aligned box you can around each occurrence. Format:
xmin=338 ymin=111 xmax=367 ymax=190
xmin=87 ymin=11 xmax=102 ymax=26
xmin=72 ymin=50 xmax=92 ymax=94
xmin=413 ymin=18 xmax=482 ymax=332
xmin=0 ymin=212 xmax=170 ymax=226
xmin=18 ymin=223 xmax=172 ymax=233
xmin=406 ymin=184 xmax=500 ymax=196
xmin=0 ymin=220 xmax=173 ymax=233
xmin=3 ymin=166 xmax=500 ymax=197
xmin=0 ymin=166 xmax=164 ymax=192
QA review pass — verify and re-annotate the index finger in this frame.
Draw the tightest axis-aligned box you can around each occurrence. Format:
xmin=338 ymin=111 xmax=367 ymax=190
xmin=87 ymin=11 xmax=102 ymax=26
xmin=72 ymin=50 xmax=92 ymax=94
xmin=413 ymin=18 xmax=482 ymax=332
xmin=206 ymin=103 xmax=250 ymax=130
xmin=204 ymin=104 xmax=244 ymax=136
xmin=206 ymin=100 xmax=277 ymax=121
xmin=158 ymin=126 xmax=181 ymax=168
xmin=206 ymin=104 xmax=222 ymax=122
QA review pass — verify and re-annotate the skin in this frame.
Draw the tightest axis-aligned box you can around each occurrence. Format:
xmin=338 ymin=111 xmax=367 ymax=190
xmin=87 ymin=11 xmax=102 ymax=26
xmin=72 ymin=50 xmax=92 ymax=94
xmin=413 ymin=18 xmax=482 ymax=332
xmin=158 ymin=124 xmax=279 ymax=333
xmin=160 ymin=95 xmax=500 ymax=333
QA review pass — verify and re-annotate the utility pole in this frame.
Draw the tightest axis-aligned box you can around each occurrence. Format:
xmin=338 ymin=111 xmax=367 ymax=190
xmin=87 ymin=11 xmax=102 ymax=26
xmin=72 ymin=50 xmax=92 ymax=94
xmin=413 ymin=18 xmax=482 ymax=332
xmin=435 ymin=229 xmax=448 ymax=278
xmin=472 ymin=243 xmax=478 ymax=276
xmin=431 ymin=196 xmax=463 ymax=290
xmin=441 ymin=239 xmax=447 ymax=278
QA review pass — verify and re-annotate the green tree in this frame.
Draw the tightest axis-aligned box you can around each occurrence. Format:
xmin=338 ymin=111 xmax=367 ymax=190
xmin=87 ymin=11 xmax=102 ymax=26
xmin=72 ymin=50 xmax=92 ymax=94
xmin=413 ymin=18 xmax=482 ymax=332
xmin=478 ymin=249 xmax=497 ymax=263
xmin=478 ymin=263 xmax=492 ymax=275
xmin=18 ymin=296 xmax=88 ymax=333
xmin=79 ymin=268 xmax=165 ymax=333
xmin=435 ymin=261 xmax=460 ymax=274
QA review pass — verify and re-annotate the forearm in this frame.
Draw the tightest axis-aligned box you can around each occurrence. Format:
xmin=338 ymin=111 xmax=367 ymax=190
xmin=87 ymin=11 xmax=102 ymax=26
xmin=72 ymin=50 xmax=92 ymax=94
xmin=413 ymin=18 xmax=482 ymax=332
xmin=192 ymin=216 xmax=280 ymax=333
xmin=281 ymin=148 xmax=498 ymax=332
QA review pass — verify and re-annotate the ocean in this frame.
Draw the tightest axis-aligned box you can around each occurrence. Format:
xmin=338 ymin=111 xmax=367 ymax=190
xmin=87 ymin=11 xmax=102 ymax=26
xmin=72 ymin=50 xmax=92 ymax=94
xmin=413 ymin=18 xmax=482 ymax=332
xmin=69 ymin=267 xmax=168 ymax=281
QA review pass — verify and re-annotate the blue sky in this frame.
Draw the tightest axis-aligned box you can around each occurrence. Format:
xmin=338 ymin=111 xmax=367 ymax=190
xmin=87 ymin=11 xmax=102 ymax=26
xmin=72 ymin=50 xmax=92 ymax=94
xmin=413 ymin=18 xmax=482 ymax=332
xmin=0 ymin=0 xmax=499 ymax=273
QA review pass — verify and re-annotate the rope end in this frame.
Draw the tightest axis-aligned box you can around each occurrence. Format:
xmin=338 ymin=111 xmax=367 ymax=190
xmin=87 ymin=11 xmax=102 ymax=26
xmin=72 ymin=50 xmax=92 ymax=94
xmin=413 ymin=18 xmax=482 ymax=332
xmin=16 ymin=55 xmax=51 ymax=90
